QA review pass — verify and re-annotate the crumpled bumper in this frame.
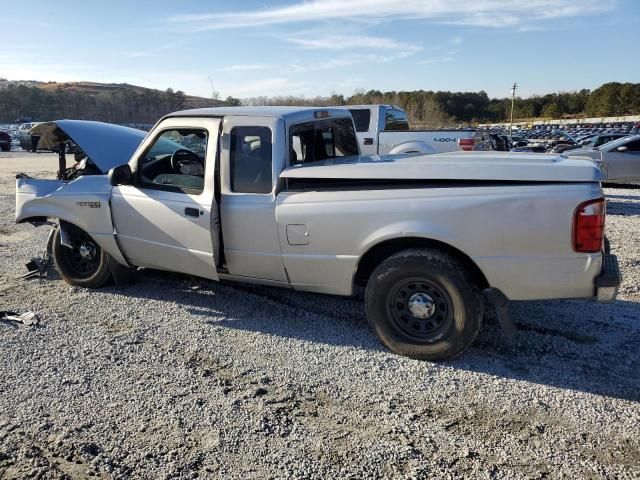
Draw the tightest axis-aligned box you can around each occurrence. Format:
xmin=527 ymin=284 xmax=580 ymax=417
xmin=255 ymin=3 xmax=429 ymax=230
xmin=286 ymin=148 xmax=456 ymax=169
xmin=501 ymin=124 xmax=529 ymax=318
xmin=595 ymin=254 xmax=621 ymax=303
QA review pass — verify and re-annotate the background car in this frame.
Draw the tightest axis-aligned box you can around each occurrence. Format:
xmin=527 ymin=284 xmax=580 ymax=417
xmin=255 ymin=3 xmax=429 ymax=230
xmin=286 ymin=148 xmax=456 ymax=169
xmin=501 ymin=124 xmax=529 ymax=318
xmin=555 ymin=133 xmax=627 ymax=153
xmin=17 ymin=123 xmax=36 ymax=150
xmin=564 ymin=134 xmax=640 ymax=183
xmin=0 ymin=130 xmax=11 ymax=151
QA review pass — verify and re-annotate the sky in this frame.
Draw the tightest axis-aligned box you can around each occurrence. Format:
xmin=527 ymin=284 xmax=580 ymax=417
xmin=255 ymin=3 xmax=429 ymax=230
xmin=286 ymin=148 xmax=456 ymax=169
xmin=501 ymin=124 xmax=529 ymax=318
xmin=2 ymin=0 xmax=639 ymax=100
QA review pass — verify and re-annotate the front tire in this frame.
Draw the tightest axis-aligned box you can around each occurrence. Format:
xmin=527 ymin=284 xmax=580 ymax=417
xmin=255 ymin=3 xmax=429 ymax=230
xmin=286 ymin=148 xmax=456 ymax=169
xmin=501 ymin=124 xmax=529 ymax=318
xmin=52 ymin=224 xmax=113 ymax=288
xmin=365 ymin=249 xmax=483 ymax=361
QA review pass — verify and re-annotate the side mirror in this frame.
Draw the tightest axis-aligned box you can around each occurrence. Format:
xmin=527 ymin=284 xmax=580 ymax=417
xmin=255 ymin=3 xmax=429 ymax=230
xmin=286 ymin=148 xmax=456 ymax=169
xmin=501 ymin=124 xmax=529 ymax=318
xmin=108 ymin=164 xmax=133 ymax=186
xmin=616 ymin=146 xmax=629 ymax=153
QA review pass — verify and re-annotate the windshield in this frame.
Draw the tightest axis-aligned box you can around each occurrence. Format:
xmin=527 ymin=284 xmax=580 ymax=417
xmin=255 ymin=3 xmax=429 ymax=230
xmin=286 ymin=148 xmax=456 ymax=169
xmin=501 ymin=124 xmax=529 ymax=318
xmin=597 ymin=135 xmax=634 ymax=151
xmin=579 ymin=134 xmax=596 ymax=143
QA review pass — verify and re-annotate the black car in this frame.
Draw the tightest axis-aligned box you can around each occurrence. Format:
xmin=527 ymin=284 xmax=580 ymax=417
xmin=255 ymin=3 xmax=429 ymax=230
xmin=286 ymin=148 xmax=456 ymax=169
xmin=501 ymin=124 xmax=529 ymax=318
xmin=0 ymin=130 xmax=11 ymax=152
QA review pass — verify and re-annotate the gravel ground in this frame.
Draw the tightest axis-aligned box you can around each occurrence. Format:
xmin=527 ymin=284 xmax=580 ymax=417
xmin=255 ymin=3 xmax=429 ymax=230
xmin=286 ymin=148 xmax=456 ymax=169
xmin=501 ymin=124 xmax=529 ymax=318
xmin=0 ymin=152 xmax=639 ymax=479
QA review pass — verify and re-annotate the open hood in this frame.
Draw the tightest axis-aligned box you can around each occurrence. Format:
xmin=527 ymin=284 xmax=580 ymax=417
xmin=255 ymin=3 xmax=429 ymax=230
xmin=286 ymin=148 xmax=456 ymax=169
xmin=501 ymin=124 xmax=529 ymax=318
xmin=562 ymin=148 xmax=602 ymax=164
xmin=31 ymin=120 xmax=147 ymax=173
xmin=280 ymin=151 xmax=604 ymax=183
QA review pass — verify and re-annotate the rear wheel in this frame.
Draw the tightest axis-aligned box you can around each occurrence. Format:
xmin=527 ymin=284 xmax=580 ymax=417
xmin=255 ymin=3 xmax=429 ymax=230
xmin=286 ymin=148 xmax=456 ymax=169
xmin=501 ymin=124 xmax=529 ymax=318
xmin=52 ymin=224 xmax=113 ymax=288
xmin=365 ymin=249 xmax=483 ymax=361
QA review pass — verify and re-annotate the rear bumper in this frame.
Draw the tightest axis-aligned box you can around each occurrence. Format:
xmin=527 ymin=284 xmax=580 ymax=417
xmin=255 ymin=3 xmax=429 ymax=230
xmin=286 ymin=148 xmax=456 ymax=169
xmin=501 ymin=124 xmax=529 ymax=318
xmin=595 ymin=254 xmax=621 ymax=303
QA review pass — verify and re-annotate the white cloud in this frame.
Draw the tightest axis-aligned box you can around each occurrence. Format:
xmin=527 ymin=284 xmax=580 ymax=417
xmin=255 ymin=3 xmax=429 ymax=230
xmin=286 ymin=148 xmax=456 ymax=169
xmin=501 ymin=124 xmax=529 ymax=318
xmin=289 ymin=48 xmax=419 ymax=73
xmin=284 ymin=34 xmax=421 ymax=54
xmin=125 ymin=41 xmax=191 ymax=59
xmin=418 ymin=56 xmax=455 ymax=65
xmin=221 ymin=64 xmax=269 ymax=72
xmin=336 ymin=78 xmax=365 ymax=89
xmin=166 ymin=0 xmax=613 ymax=31
xmin=216 ymin=77 xmax=310 ymax=97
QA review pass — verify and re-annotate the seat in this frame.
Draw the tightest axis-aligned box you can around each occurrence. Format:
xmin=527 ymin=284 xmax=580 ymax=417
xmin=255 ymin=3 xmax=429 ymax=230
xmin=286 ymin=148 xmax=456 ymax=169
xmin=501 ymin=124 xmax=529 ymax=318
xmin=233 ymin=147 xmax=271 ymax=193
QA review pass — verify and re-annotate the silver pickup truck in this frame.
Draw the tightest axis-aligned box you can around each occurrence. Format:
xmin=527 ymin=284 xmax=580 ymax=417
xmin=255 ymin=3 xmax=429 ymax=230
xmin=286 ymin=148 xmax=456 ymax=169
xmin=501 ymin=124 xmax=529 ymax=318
xmin=347 ymin=105 xmax=475 ymax=155
xmin=15 ymin=107 xmax=620 ymax=361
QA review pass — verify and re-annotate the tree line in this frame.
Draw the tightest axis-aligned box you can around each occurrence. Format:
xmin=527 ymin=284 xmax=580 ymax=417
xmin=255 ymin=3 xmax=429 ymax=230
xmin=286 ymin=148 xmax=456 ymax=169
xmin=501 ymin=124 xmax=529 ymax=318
xmin=240 ymin=82 xmax=640 ymax=128
xmin=1 ymin=81 xmax=639 ymax=128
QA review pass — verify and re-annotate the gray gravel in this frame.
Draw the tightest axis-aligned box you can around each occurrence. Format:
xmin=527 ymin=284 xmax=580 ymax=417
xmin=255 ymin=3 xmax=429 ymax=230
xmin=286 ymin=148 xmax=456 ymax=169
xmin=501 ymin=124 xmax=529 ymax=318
xmin=1 ymin=152 xmax=639 ymax=479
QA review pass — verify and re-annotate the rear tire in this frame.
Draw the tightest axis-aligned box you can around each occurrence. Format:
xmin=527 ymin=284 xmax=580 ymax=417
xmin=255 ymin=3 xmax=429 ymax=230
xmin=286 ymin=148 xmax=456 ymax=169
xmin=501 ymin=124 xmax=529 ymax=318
xmin=52 ymin=224 xmax=113 ymax=288
xmin=365 ymin=249 xmax=483 ymax=361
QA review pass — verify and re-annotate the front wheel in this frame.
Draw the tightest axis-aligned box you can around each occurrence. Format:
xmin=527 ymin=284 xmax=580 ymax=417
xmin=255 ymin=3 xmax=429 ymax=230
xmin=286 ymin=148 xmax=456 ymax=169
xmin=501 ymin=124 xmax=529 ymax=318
xmin=365 ymin=249 xmax=483 ymax=361
xmin=52 ymin=224 xmax=113 ymax=288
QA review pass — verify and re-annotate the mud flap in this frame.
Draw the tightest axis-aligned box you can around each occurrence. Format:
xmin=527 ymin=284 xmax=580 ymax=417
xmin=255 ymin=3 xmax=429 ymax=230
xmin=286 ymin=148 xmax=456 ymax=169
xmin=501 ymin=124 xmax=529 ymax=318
xmin=483 ymin=288 xmax=517 ymax=339
xmin=108 ymin=260 xmax=136 ymax=286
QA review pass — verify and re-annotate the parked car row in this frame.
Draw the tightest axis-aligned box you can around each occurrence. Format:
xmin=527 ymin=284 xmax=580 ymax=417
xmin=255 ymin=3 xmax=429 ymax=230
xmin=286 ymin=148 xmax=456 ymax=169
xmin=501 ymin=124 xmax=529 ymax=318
xmin=0 ymin=121 xmax=45 ymax=152
xmin=513 ymin=122 xmax=638 ymax=145
xmin=473 ymin=131 xmax=545 ymax=152
xmin=474 ymin=124 xmax=640 ymax=183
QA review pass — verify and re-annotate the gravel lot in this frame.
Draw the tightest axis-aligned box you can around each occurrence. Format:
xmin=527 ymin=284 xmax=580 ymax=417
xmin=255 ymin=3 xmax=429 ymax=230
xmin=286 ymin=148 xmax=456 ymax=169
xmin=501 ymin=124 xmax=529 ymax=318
xmin=1 ymin=152 xmax=639 ymax=479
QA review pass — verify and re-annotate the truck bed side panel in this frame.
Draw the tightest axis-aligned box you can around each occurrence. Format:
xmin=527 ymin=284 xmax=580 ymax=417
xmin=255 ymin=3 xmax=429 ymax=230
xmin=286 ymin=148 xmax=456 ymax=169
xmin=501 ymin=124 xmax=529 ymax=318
xmin=378 ymin=130 xmax=474 ymax=154
xmin=276 ymin=183 xmax=603 ymax=299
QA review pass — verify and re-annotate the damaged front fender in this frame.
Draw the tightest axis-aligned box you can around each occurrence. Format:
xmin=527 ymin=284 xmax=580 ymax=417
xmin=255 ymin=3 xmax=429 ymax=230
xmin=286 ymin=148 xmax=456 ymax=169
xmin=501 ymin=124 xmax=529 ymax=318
xmin=16 ymin=174 xmax=129 ymax=266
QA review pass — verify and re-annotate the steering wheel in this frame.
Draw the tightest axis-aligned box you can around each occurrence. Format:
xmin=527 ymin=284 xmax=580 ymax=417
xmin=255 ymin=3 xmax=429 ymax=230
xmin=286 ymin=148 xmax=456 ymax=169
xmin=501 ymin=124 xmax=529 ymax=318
xmin=170 ymin=149 xmax=202 ymax=174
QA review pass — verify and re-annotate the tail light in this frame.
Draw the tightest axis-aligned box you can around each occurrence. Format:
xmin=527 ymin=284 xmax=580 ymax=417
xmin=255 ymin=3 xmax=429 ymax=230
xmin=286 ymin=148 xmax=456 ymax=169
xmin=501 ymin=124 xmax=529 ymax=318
xmin=573 ymin=198 xmax=605 ymax=253
xmin=458 ymin=138 xmax=474 ymax=151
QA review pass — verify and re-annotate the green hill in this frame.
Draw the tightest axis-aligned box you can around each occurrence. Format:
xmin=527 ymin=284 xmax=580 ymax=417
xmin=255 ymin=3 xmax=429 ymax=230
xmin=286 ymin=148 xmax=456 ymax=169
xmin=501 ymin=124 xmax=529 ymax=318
xmin=0 ymin=80 xmax=223 ymax=124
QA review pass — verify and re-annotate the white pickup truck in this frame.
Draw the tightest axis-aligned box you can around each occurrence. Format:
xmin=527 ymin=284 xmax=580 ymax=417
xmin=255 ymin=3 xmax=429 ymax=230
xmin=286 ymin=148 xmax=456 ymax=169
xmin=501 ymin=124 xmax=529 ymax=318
xmin=346 ymin=105 xmax=475 ymax=155
xmin=15 ymin=107 xmax=620 ymax=361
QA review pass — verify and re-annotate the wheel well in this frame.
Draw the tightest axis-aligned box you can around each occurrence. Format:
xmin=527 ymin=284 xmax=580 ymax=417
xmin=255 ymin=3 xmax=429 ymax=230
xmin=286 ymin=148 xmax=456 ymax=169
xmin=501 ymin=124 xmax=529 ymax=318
xmin=354 ymin=237 xmax=489 ymax=290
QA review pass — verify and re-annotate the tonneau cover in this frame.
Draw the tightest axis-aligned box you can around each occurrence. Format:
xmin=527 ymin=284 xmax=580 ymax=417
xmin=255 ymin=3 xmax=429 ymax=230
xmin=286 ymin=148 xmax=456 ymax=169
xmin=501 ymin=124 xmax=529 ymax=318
xmin=280 ymin=151 xmax=604 ymax=182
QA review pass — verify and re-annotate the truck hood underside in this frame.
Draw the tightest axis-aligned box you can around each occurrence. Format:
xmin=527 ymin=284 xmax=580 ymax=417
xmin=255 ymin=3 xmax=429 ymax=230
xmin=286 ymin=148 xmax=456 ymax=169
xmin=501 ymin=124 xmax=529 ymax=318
xmin=280 ymin=152 xmax=604 ymax=183
xmin=32 ymin=120 xmax=148 ymax=173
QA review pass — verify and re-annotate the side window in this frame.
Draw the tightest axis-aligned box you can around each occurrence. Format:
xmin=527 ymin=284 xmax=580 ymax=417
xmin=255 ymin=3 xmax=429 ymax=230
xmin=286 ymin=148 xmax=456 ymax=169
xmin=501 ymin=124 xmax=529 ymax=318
xmin=625 ymin=140 xmax=640 ymax=152
xmin=230 ymin=126 xmax=272 ymax=194
xmin=289 ymin=119 xmax=359 ymax=165
xmin=138 ymin=129 xmax=207 ymax=193
xmin=348 ymin=109 xmax=371 ymax=132
xmin=384 ymin=109 xmax=409 ymax=131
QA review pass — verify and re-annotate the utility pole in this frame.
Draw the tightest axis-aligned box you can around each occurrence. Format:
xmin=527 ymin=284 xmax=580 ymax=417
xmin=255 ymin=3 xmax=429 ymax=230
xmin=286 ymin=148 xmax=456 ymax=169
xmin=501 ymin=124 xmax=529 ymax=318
xmin=510 ymin=82 xmax=518 ymax=136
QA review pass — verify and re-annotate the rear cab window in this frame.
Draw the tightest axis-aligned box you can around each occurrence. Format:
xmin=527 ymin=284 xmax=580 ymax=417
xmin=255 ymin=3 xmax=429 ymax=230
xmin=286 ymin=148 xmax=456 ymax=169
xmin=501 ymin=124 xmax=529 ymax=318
xmin=384 ymin=108 xmax=409 ymax=131
xmin=289 ymin=118 xmax=359 ymax=165
xmin=348 ymin=109 xmax=371 ymax=132
xmin=229 ymin=126 xmax=273 ymax=194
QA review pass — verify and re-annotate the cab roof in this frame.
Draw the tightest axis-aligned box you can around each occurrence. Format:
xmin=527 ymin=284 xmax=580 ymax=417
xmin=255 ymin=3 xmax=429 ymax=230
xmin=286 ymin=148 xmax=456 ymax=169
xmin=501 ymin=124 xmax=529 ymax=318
xmin=166 ymin=106 xmax=352 ymax=123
